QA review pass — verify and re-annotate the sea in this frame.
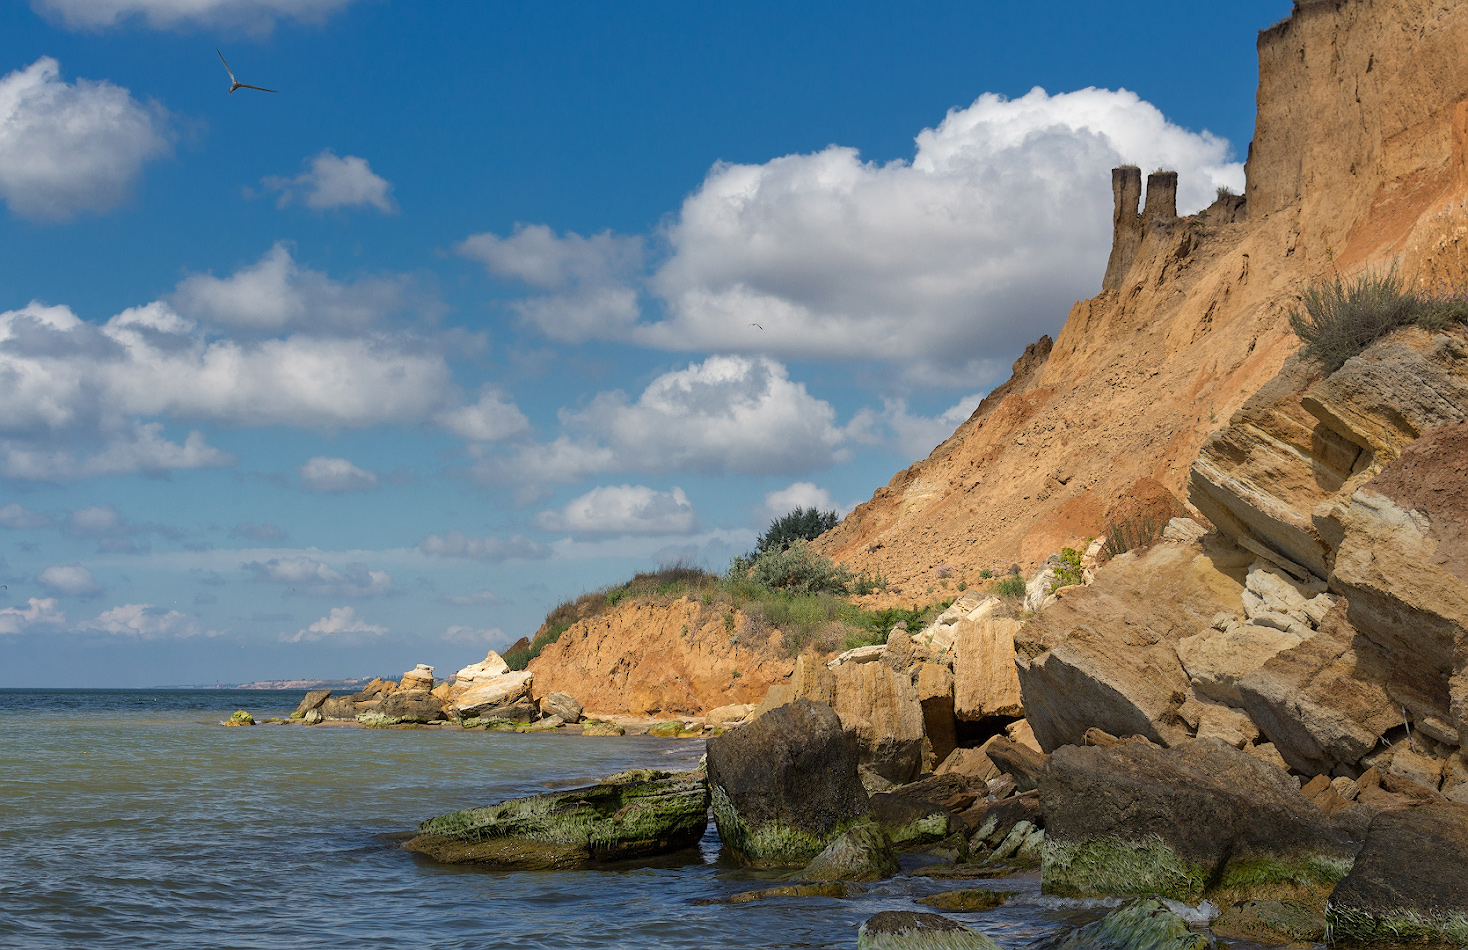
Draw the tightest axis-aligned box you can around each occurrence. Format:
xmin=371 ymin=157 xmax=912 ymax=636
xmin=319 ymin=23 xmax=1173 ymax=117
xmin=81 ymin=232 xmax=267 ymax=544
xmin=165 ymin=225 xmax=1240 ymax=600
xmin=0 ymin=688 xmax=1154 ymax=949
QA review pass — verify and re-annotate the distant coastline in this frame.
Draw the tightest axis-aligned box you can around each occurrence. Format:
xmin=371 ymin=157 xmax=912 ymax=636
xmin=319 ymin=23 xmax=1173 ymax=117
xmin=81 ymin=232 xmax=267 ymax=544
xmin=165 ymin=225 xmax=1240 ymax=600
xmin=156 ymin=678 xmax=386 ymax=691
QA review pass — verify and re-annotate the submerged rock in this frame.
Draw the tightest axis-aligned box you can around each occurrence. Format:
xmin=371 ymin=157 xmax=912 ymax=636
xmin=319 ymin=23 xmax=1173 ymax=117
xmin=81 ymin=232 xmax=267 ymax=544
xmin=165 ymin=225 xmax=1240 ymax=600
xmin=694 ymin=881 xmax=860 ymax=905
xmin=706 ymin=698 xmax=870 ymax=866
xmin=799 ymin=823 xmax=898 ymax=882
xmin=916 ymin=890 xmax=1015 ymax=912
xmin=1032 ymin=898 xmax=1209 ymax=950
xmin=1040 ymin=738 xmax=1363 ymax=901
xmin=405 ymin=771 xmax=709 ymax=869
xmin=1212 ymin=899 xmax=1326 ymax=944
xmin=856 ymin=911 xmax=999 ymax=950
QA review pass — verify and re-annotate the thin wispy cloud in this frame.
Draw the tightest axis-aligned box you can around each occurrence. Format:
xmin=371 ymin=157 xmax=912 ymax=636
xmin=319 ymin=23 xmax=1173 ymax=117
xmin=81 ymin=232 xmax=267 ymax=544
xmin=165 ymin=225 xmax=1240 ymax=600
xmin=260 ymin=151 xmax=397 ymax=214
xmin=32 ymin=0 xmax=359 ymax=32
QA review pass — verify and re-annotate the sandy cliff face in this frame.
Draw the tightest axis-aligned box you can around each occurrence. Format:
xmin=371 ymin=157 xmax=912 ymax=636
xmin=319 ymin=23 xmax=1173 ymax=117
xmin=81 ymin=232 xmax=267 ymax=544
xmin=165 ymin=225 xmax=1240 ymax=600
xmin=817 ymin=0 xmax=1468 ymax=597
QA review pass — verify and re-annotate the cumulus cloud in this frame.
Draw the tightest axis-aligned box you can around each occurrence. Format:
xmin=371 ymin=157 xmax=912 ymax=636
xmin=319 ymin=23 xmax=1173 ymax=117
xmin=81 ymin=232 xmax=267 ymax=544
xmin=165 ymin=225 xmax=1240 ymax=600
xmin=759 ymin=481 xmax=847 ymax=523
xmin=82 ymin=603 xmax=208 ymax=638
xmin=37 ymin=563 xmax=102 ymax=596
xmin=442 ymin=625 xmax=506 ymax=645
xmin=0 ymin=597 xmax=64 ymax=634
xmin=298 ymin=457 xmax=378 ymax=492
xmin=260 ymin=150 xmax=396 ymax=213
xmin=417 ymin=531 xmax=550 ymax=562
xmin=171 ymin=243 xmax=422 ymax=334
xmin=438 ymin=589 xmax=501 ymax=606
xmin=495 ymin=356 xmax=845 ymax=485
xmin=537 ymin=484 xmax=698 ymax=537
xmin=482 ymin=87 xmax=1242 ymax=380
xmin=245 ymin=556 xmax=392 ymax=597
xmin=285 ymin=605 xmax=386 ymax=643
xmin=0 ymin=57 xmax=170 ymax=222
xmin=458 ymin=224 xmax=644 ymax=342
xmin=436 ymin=386 xmax=530 ymax=442
xmin=847 ymin=392 xmax=986 ymax=462
xmin=0 ymin=503 xmax=52 ymax=529
xmin=32 ymin=0 xmax=358 ymax=32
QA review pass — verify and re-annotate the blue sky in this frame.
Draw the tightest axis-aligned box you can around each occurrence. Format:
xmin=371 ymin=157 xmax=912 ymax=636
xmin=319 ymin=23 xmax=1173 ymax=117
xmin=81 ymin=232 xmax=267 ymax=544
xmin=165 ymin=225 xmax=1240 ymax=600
xmin=0 ymin=0 xmax=1291 ymax=687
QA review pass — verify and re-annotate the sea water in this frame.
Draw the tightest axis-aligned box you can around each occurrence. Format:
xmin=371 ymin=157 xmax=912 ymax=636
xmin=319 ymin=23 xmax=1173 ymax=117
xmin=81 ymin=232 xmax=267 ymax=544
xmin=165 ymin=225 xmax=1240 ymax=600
xmin=0 ymin=689 xmax=1130 ymax=949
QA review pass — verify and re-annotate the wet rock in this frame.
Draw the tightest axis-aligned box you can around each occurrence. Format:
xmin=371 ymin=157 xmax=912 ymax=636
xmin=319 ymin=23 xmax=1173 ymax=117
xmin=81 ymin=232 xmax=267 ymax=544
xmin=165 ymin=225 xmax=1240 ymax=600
xmin=1031 ymin=898 xmax=1209 ymax=950
xmin=1327 ymin=801 xmax=1468 ymax=946
xmin=915 ymin=890 xmax=1015 ymax=912
xmin=319 ymin=696 xmax=360 ymax=720
xmin=223 ymin=710 xmax=254 ymax=727
xmin=377 ymin=689 xmax=446 ymax=723
xmin=868 ymin=791 xmax=950 ymax=848
xmin=856 ymin=911 xmax=999 ymax=950
xmin=405 ymin=771 xmax=709 ymax=869
xmin=648 ymin=720 xmax=686 ymax=737
xmin=694 ymin=881 xmax=860 ymax=904
xmin=706 ymin=698 xmax=869 ymax=866
xmin=289 ymin=690 xmax=330 ymax=718
xmin=1040 ymin=738 xmax=1364 ymax=901
xmin=1212 ymin=899 xmax=1326 ymax=944
xmin=799 ymin=822 xmax=899 ymax=882
xmin=580 ymin=719 xmax=625 ymax=736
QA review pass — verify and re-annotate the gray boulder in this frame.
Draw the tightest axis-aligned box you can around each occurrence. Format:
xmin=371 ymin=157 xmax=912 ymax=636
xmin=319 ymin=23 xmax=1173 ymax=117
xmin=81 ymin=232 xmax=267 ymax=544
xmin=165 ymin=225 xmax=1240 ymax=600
xmin=290 ymin=689 xmax=330 ymax=718
xmin=798 ymin=823 xmax=898 ymax=882
xmin=706 ymin=698 xmax=869 ymax=866
xmin=319 ymin=696 xmax=360 ymax=720
xmin=539 ymin=691 xmax=584 ymax=723
xmin=377 ymin=689 xmax=446 ymax=723
xmin=1031 ymin=899 xmax=1209 ymax=950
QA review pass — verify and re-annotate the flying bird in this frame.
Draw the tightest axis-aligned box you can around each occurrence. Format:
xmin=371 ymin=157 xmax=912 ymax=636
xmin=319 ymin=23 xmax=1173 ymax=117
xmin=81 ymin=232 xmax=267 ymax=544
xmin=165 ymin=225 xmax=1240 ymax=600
xmin=217 ymin=50 xmax=277 ymax=95
xmin=749 ymin=323 xmax=763 ymax=330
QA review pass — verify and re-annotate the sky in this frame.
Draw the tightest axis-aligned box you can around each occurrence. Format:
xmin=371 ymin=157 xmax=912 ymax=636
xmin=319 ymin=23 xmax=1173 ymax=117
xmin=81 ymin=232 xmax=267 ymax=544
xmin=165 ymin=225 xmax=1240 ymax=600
xmin=0 ymin=0 xmax=1293 ymax=687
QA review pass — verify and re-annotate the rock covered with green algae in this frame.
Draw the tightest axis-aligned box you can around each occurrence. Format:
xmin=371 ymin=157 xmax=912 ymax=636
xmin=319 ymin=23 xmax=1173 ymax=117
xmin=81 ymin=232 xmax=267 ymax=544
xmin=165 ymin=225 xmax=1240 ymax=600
xmin=916 ymin=890 xmax=1015 ymax=912
xmin=1031 ymin=899 xmax=1209 ymax=950
xmin=1040 ymin=738 xmax=1365 ymax=901
xmin=706 ymin=698 xmax=870 ymax=866
xmin=856 ymin=911 xmax=1000 ymax=950
xmin=798 ymin=822 xmax=898 ymax=882
xmin=1326 ymin=801 xmax=1468 ymax=946
xmin=404 ymin=770 xmax=709 ymax=869
xmin=223 ymin=710 xmax=254 ymax=726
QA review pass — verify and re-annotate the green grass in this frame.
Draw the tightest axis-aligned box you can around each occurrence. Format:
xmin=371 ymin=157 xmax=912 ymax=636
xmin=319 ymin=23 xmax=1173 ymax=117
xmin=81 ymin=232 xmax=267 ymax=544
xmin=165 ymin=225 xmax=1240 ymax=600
xmin=1288 ymin=267 xmax=1468 ymax=372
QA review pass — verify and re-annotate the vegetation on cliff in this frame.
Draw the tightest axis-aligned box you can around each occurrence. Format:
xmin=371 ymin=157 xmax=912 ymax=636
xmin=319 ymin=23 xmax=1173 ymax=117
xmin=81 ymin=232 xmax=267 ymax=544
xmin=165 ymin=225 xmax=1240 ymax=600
xmin=1289 ymin=267 xmax=1468 ymax=372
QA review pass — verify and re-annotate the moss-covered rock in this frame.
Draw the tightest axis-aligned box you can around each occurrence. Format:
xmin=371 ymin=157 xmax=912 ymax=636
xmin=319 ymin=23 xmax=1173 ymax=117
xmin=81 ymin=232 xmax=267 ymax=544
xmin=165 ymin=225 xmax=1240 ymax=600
xmin=405 ymin=771 xmax=709 ymax=869
xmin=916 ymin=890 xmax=1016 ymax=912
xmin=1032 ymin=899 xmax=1209 ymax=950
xmin=648 ymin=720 xmax=685 ymax=737
xmin=580 ymin=719 xmax=625 ymax=736
xmin=694 ymin=882 xmax=860 ymax=905
xmin=1212 ymin=899 xmax=1326 ymax=944
xmin=223 ymin=710 xmax=254 ymax=726
xmin=799 ymin=822 xmax=899 ymax=882
xmin=856 ymin=911 xmax=1000 ymax=950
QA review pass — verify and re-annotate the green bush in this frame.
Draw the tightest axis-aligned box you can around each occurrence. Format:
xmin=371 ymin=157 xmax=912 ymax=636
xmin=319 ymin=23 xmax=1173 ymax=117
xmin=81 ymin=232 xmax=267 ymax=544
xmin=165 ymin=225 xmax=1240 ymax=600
xmin=992 ymin=575 xmax=1026 ymax=599
xmin=1049 ymin=547 xmax=1084 ymax=592
xmin=755 ymin=506 xmax=841 ymax=556
xmin=1288 ymin=267 xmax=1468 ymax=372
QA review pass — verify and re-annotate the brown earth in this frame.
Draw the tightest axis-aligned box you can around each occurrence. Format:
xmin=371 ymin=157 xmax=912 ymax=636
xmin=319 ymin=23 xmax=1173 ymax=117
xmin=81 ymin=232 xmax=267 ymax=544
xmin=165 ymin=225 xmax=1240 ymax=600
xmin=816 ymin=0 xmax=1468 ymax=600
xmin=526 ymin=599 xmax=794 ymax=717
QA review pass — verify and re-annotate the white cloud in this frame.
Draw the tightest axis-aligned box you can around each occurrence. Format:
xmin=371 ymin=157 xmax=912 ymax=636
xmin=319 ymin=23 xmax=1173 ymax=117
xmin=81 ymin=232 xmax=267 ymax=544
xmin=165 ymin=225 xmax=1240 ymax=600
xmin=245 ymin=556 xmax=392 ymax=597
xmin=0 ymin=58 xmax=170 ymax=222
xmin=437 ymin=386 xmax=530 ymax=442
xmin=0 ymin=597 xmax=64 ymax=634
xmin=285 ymin=605 xmax=386 ymax=643
xmin=298 ymin=457 xmax=378 ymax=492
xmin=458 ymin=224 xmax=643 ymax=342
xmin=484 ymin=87 xmax=1242 ymax=380
xmin=418 ymin=531 xmax=550 ymax=562
xmin=261 ymin=150 xmax=396 ymax=213
xmin=442 ymin=625 xmax=506 ymax=645
xmin=82 ymin=603 xmax=207 ymax=639
xmin=439 ymin=589 xmax=501 ymax=607
xmin=171 ymin=243 xmax=420 ymax=333
xmin=229 ymin=521 xmax=285 ymax=541
xmin=37 ymin=564 xmax=102 ymax=596
xmin=847 ymin=392 xmax=986 ymax=461
xmin=496 ymin=356 xmax=845 ymax=485
xmin=0 ymin=503 xmax=52 ymax=529
xmin=537 ymin=484 xmax=698 ymax=537
xmin=759 ymin=481 xmax=848 ymax=523
xmin=32 ymin=0 xmax=358 ymax=32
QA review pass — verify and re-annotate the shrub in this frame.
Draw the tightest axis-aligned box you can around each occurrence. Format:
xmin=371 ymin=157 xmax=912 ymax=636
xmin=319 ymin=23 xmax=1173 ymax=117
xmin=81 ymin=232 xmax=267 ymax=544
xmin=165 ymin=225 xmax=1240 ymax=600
xmin=1103 ymin=514 xmax=1163 ymax=559
xmin=992 ymin=575 xmax=1026 ymax=599
xmin=733 ymin=540 xmax=857 ymax=595
xmin=1049 ymin=547 xmax=1084 ymax=592
xmin=755 ymin=506 xmax=841 ymax=556
xmin=1288 ymin=267 xmax=1468 ymax=372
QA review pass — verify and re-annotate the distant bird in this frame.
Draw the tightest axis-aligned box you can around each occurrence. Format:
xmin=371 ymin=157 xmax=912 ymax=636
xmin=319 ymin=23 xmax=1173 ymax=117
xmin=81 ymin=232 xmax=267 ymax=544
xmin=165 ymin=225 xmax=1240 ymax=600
xmin=749 ymin=323 xmax=763 ymax=330
xmin=217 ymin=50 xmax=277 ymax=95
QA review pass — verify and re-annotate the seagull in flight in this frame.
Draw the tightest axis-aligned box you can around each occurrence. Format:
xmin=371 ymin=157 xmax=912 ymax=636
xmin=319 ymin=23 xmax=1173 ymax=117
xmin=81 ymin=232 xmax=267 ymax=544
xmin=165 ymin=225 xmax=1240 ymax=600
xmin=217 ymin=50 xmax=277 ymax=95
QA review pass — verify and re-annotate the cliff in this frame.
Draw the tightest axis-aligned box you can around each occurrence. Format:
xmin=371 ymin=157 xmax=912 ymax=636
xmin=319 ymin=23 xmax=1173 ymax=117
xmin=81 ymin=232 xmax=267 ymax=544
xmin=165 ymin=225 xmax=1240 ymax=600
xmin=816 ymin=0 xmax=1468 ymax=596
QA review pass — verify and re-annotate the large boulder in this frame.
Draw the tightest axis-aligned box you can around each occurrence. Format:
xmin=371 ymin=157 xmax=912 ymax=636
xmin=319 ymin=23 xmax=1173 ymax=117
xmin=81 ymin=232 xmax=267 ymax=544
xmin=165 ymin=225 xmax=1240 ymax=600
xmin=290 ymin=689 xmax=331 ymax=718
xmin=915 ymin=662 xmax=956 ymax=769
xmin=350 ymin=677 xmax=397 ymax=701
xmin=1032 ymin=899 xmax=1209 ymax=950
xmin=405 ymin=770 xmax=709 ymax=869
xmin=705 ymin=698 xmax=870 ymax=866
xmin=798 ymin=822 xmax=898 ymax=882
xmin=1040 ymin=738 xmax=1366 ymax=901
xmin=375 ymin=689 xmax=446 ymax=723
xmin=451 ymin=670 xmax=534 ymax=718
xmin=954 ymin=617 xmax=1024 ymax=722
xmin=400 ymin=664 xmax=436 ymax=691
xmin=1326 ymin=802 xmax=1468 ymax=946
xmin=451 ymin=651 xmax=510 ymax=691
xmin=319 ymin=697 xmax=361 ymax=720
xmin=539 ymin=691 xmax=583 ymax=723
xmin=831 ymin=658 xmax=926 ymax=785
